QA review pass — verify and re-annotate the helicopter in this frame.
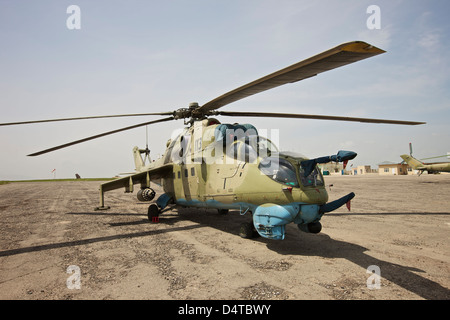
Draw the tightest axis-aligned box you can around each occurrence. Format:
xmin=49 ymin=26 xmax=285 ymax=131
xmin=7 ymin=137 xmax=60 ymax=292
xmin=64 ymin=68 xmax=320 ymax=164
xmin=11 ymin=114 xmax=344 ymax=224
xmin=0 ymin=41 xmax=425 ymax=240
xmin=400 ymin=143 xmax=450 ymax=175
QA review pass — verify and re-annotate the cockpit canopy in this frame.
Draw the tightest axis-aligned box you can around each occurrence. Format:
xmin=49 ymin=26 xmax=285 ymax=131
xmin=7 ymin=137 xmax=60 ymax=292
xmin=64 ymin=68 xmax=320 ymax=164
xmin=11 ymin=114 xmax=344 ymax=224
xmin=259 ymin=157 xmax=299 ymax=187
xmin=258 ymin=156 xmax=324 ymax=188
xmin=226 ymin=136 xmax=324 ymax=188
xmin=226 ymin=135 xmax=279 ymax=163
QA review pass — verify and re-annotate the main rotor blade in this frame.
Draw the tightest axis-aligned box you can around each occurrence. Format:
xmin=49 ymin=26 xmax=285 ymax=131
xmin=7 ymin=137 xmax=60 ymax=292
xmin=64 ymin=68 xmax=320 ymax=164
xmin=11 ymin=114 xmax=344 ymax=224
xmin=0 ymin=112 xmax=174 ymax=127
xmin=198 ymin=41 xmax=385 ymax=113
xmin=216 ymin=111 xmax=425 ymax=125
xmin=27 ymin=116 xmax=175 ymax=156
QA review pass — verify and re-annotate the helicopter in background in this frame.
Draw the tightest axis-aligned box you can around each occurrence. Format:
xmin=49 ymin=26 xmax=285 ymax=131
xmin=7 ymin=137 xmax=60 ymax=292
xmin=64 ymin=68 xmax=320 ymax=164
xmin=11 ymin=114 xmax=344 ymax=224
xmin=401 ymin=143 xmax=449 ymax=175
xmin=0 ymin=41 xmax=425 ymax=240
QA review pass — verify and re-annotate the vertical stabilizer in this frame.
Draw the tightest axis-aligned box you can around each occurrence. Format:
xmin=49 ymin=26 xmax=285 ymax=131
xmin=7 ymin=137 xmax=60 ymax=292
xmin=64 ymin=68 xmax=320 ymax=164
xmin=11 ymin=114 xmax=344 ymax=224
xmin=133 ymin=146 xmax=145 ymax=171
xmin=400 ymin=154 xmax=424 ymax=169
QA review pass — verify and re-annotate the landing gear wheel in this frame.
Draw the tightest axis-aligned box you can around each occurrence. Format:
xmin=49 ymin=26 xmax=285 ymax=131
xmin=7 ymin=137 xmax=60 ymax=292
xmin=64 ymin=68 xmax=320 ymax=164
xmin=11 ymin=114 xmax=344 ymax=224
xmin=239 ymin=222 xmax=259 ymax=239
xmin=148 ymin=204 xmax=160 ymax=222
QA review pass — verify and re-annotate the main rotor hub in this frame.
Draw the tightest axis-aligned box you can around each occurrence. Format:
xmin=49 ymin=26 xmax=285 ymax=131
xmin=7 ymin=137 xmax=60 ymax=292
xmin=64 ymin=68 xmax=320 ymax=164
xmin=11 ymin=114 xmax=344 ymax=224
xmin=189 ymin=102 xmax=199 ymax=109
xmin=173 ymin=102 xmax=207 ymax=124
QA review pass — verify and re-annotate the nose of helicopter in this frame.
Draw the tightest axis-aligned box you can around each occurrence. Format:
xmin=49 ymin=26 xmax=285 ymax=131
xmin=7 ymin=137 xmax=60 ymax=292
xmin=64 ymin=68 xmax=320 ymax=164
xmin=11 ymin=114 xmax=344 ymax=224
xmin=252 ymin=203 xmax=299 ymax=240
xmin=252 ymin=192 xmax=355 ymax=240
xmin=253 ymin=202 xmax=322 ymax=240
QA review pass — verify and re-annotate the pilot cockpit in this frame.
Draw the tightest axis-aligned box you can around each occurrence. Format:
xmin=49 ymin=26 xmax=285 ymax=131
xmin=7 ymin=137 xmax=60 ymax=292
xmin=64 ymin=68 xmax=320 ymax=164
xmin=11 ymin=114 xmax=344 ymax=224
xmin=226 ymin=135 xmax=279 ymax=164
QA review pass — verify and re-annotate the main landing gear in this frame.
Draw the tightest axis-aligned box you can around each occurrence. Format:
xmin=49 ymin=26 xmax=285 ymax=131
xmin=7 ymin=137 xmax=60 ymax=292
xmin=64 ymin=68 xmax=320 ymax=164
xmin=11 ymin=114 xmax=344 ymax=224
xmin=148 ymin=204 xmax=160 ymax=223
xmin=147 ymin=193 xmax=173 ymax=223
xmin=239 ymin=221 xmax=260 ymax=239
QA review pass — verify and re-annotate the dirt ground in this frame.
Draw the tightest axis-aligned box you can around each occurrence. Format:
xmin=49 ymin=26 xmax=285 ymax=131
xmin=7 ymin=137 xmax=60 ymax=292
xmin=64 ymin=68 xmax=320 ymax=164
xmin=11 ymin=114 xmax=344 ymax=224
xmin=0 ymin=174 xmax=449 ymax=300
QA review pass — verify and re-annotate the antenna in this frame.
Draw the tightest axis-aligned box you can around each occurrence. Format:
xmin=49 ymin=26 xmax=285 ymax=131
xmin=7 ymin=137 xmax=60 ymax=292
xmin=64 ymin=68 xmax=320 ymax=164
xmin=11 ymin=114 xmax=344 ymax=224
xmin=142 ymin=125 xmax=150 ymax=164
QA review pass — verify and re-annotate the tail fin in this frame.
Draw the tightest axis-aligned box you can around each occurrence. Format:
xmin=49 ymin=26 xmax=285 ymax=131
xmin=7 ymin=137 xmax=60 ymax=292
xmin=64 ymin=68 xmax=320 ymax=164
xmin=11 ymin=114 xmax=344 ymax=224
xmin=400 ymin=154 xmax=424 ymax=169
xmin=133 ymin=146 xmax=145 ymax=171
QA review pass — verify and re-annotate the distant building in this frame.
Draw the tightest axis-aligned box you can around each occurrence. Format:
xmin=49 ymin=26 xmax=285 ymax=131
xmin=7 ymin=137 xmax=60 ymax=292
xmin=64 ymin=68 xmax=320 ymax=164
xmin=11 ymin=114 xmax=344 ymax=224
xmin=319 ymin=161 xmax=418 ymax=176
xmin=349 ymin=165 xmax=377 ymax=175
xmin=319 ymin=163 xmax=380 ymax=175
xmin=318 ymin=162 xmax=345 ymax=175
xmin=378 ymin=161 xmax=408 ymax=175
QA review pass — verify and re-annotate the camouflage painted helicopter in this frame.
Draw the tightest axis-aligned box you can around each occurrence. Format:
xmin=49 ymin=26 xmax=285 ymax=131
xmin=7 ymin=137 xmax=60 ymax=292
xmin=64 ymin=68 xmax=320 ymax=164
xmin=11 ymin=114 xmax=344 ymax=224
xmin=1 ymin=41 xmax=425 ymax=240
xmin=401 ymin=154 xmax=450 ymax=175
xmin=400 ymin=143 xmax=450 ymax=175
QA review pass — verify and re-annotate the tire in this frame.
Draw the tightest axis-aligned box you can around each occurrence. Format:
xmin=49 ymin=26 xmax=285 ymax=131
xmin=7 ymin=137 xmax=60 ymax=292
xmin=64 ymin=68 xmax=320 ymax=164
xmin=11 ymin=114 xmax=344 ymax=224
xmin=217 ymin=209 xmax=229 ymax=215
xmin=239 ymin=222 xmax=256 ymax=239
xmin=147 ymin=204 xmax=160 ymax=222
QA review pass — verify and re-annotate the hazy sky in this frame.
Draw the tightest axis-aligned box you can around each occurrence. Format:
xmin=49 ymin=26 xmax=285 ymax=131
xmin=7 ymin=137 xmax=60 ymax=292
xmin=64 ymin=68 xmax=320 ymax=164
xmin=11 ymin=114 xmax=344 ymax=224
xmin=1 ymin=0 xmax=449 ymax=179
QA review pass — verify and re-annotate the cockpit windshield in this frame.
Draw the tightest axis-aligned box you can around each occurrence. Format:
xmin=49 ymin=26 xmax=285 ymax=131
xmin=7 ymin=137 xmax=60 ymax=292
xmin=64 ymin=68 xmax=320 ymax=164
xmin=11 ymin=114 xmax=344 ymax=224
xmin=258 ymin=155 xmax=325 ymax=188
xmin=299 ymin=166 xmax=324 ymax=187
xmin=258 ymin=157 xmax=299 ymax=187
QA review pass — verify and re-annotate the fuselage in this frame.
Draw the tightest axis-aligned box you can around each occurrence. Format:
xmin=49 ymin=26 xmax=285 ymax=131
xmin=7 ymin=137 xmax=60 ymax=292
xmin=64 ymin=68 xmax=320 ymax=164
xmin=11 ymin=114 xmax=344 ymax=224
xmin=400 ymin=154 xmax=450 ymax=174
xmin=152 ymin=119 xmax=328 ymax=212
xmin=124 ymin=118 xmax=355 ymax=240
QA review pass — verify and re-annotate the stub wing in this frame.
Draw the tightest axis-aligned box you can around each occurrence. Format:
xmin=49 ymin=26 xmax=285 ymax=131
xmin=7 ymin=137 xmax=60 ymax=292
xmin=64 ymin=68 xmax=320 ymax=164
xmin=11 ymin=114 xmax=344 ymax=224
xmin=96 ymin=164 xmax=173 ymax=210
